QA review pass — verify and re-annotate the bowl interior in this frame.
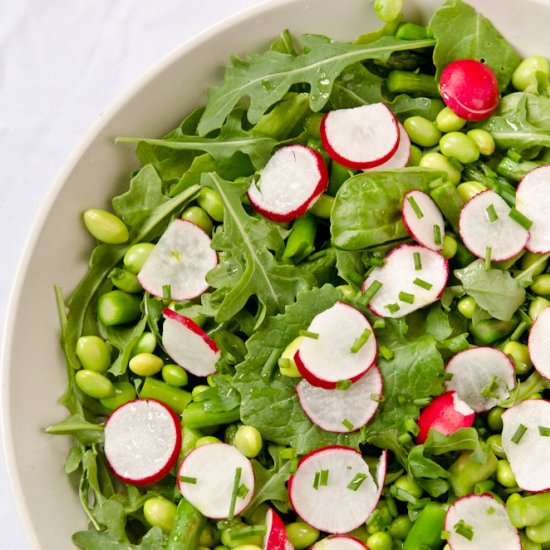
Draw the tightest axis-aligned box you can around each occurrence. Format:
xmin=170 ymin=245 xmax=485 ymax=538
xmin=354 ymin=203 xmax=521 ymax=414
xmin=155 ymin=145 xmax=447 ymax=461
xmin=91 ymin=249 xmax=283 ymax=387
xmin=4 ymin=0 xmax=550 ymax=547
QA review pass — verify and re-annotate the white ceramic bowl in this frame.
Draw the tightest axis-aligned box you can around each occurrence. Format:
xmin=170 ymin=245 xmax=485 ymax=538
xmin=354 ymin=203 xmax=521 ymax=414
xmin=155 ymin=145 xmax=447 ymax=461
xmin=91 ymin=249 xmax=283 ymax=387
xmin=3 ymin=0 xmax=550 ymax=547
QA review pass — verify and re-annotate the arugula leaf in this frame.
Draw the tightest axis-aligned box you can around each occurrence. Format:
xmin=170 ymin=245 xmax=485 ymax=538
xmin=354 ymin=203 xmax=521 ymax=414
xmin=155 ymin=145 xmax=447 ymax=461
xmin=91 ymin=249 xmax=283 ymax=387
xmin=331 ymin=169 xmax=446 ymax=250
xmin=201 ymin=173 xmax=315 ymax=323
xmin=72 ymin=526 xmax=164 ymax=550
xmin=455 ymin=259 xmax=525 ymax=321
xmin=429 ymin=0 xmax=520 ymax=91
xmin=499 ymin=92 xmax=550 ymax=130
xmin=198 ymin=33 xmax=435 ymax=135
xmin=45 ymin=414 xmax=104 ymax=445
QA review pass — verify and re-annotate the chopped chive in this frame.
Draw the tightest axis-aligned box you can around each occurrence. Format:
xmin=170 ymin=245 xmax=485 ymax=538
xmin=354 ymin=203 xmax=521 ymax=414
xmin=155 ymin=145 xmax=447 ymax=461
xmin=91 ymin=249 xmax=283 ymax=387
xmin=336 ymin=379 xmax=353 ymax=391
xmin=441 ymin=530 xmax=451 ymax=540
xmin=399 ymin=291 xmax=415 ymax=304
xmin=299 ymin=330 xmax=319 ymax=340
xmin=433 ymin=224 xmax=442 ymax=246
xmin=512 ymin=423 xmax=528 ymax=444
xmin=373 ymin=319 xmax=385 ymax=329
xmin=370 ymin=393 xmax=385 ymax=403
xmin=413 ymin=278 xmax=433 ymax=290
xmin=474 ymin=480 xmax=495 ymax=494
xmin=481 ymin=375 xmax=499 ymax=399
xmin=313 ymin=471 xmax=320 ymax=490
xmin=320 ymin=469 xmax=329 ymax=487
xmin=437 ymin=371 xmax=454 ymax=381
xmin=347 ymin=472 xmax=368 ymax=491
xmin=407 ymin=195 xmax=424 ymax=219
xmin=454 ymin=519 xmax=474 ymax=541
xmin=413 ymin=397 xmax=431 ymax=406
xmin=487 ymin=506 xmax=496 ymax=515
xmin=485 ymin=246 xmax=492 ymax=271
xmin=391 ymin=485 xmax=417 ymax=504
xmin=227 ymin=467 xmax=242 ymax=520
xmin=342 ymin=418 xmax=354 ymax=431
xmin=359 ymin=280 xmax=383 ymax=306
xmin=351 ymin=328 xmax=372 ymax=353
xmin=486 ymin=203 xmax=498 ymax=223
xmin=379 ymin=345 xmax=394 ymax=360
xmin=278 ymin=357 xmax=293 ymax=370
xmin=179 ymin=476 xmax=197 ymax=484
xmin=237 ymin=483 xmax=249 ymax=499
xmin=162 ymin=284 xmax=172 ymax=300
xmin=413 ymin=252 xmax=422 ymax=271
xmin=397 ymin=433 xmax=412 ymax=445
xmin=386 ymin=303 xmax=401 ymax=313
xmin=539 ymin=426 xmax=550 ymax=437
xmin=230 ymin=525 xmax=267 ymax=540
xmin=509 ymin=207 xmax=533 ymax=230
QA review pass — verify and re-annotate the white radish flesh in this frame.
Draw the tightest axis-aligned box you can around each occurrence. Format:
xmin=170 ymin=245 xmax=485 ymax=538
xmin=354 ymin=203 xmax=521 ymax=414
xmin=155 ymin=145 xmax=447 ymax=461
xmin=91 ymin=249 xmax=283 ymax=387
xmin=296 ymin=365 xmax=382 ymax=433
xmin=516 ymin=165 xmax=550 ymax=253
xmin=162 ymin=308 xmax=220 ymax=377
xmin=247 ymin=144 xmax=328 ymax=222
xmin=138 ymin=219 xmax=217 ymax=300
xmin=177 ymin=443 xmax=254 ymax=519
xmin=445 ymin=494 xmax=520 ymax=550
xmin=104 ymin=399 xmax=181 ymax=486
xmin=528 ymin=306 xmax=550 ymax=380
xmin=263 ymin=508 xmax=293 ymax=550
xmin=320 ymin=103 xmax=400 ymax=169
xmin=444 ymin=347 xmax=515 ymax=412
xmin=312 ymin=535 xmax=368 ymax=549
xmin=501 ymin=399 xmax=550 ymax=492
xmin=459 ymin=190 xmax=528 ymax=262
xmin=362 ymin=244 xmax=448 ymax=319
xmin=288 ymin=446 xmax=385 ymax=534
xmin=363 ymin=122 xmax=411 ymax=171
xmin=294 ymin=302 xmax=377 ymax=389
xmin=402 ymin=190 xmax=445 ymax=251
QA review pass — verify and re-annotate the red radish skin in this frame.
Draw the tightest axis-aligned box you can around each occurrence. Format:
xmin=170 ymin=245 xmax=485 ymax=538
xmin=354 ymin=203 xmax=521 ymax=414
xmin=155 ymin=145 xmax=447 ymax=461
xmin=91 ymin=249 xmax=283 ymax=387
xmin=288 ymin=446 xmax=385 ymax=534
xmin=311 ymin=535 xmax=368 ymax=549
xmin=104 ymin=399 xmax=182 ymax=486
xmin=247 ymin=144 xmax=328 ymax=222
xmin=417 ymin=391 xmax=475 ymax=444
xmin=320 ymin=103 xmax=400 ymax=169
xmin=177 ymin=443 xmax=255 ymax=519
xmin=402 ymin=190 xmax=445 ymax=251
xmin=528 ymin=306 xmax=550 ymax=380
xmin=515 ymin=165 xmax=550 ymax=253
xmin=501 ymin=400 xmax=550 ymax=492
xmin=137 ymin=219 xmax=218 ymax=301
xmin=293 ymin=302 xmax=377 ymax=389
xmin=162 ymin=307 xmax=220 ymax=377
xmin=439 ymin=60 xmax=499 ymax=121
xmin=296 ymin=365 xmax=383 ymax=433
xmin=445 ymin=494 xmax=520 ymax=549
xmin=363 ymin=122 xmax=411 ymax=171
xmin=263 ymin=508 xmax=293 ymax=550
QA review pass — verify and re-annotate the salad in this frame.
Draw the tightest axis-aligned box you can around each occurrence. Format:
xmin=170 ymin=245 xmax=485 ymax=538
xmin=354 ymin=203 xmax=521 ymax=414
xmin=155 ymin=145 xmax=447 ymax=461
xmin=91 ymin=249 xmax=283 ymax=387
xmin=47 ymin=0 xmax=550 ymax=548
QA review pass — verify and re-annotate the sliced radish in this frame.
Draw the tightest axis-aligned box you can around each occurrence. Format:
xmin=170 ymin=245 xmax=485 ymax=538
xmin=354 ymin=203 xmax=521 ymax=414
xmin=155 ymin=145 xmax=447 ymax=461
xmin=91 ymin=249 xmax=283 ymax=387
xmin=162 ymin=307 xmax=219 ymax=377
xmin=439 ymin=60 xmax=500 ymax=122
xmin=516 ymin=166 xmax=550 ymax=253
xmin=361 ymin=244 xmax=448 ymax=319
xmin=296 ymin=365 xmax=382 ymax=433
xmin=402 ymin=190 xmax=445 ymax=251
xmin=501 ymin=399 xmax=550 ymax=492
xmin=312 ymin=535 xmax=368 ymax=549
xmin=104 ymin=399 xmax=182 ymax=486
xmin=320 ymin=103 xmax=400 ymax=169
xmin=177 ymin=442 xmax=254 ymax=519
xmin=363 ymin=122 xmax=411 ymax=171
xmin=288 ymin=446 xmax=386 ymax=534
xmin=444 ymin=347 xmax=515 ymax=413
xmin=417 ymin=391 xmax=475 ymax=444
xmin=458 ymin=190 xmax=528 ymax=262
xmin=263 ymin=508 xmax=293 ymax=550
xmin=247 ymin=144 xmax=328 ymax=222
xmin=528 ymin=306 xmax=550 ymax=380
xmin=293 ymin=302 xmax=377 ymax=389
xmin=138 ymin=219 xmax=217 ymax=300
xmin=444 ymin=494 xmax=520 ymax=549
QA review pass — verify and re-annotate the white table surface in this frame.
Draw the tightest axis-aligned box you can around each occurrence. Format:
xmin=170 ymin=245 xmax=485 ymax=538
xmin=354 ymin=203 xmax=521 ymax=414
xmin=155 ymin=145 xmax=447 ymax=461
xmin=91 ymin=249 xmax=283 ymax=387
xmin=0 ymin=1 xmax=267 ymax=547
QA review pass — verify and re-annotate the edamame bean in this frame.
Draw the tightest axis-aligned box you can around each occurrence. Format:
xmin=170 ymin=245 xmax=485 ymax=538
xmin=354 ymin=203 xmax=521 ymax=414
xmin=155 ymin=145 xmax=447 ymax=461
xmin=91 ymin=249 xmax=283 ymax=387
xmin=367 ymin=531 xmax=393 ymax=550
xmin=404 ymin=116 xmax=442 ymax=147
xmin=131 ymin=332 xmax=156 ymax=356
xmin=512 ymin=55 xmax=550 ymax=91
xmin=531 ymin=274 xmax=550 ymax=296
xmin=457 ymin=181 xmax=487 ymax=202
xmin=467 ymin=129 xmax=495 ymax=155
xmin=285 ymin=522 xmax=319 ymax=549
xmin=439 ymin=132 xmax=480 ymax=164
xmin=100 ymin=381 xmax=136 ymax=410
xmin=486 ymin=434 xmax=506 ymax=458
xmin=97 ymin=290 xmax=141 ymax=326
xmin=162 ymin=364 xmax=188 ymax=387
xmin=521 ymin=533 xmax=543 ymax=550
xmin=234 ymin=425 xmax=263 ymax=458
xmin=529 ymin=297 xmax=550 ymax=321
xmin=181 ymin=206 xmax=214 ymax=235
xmin=507 ymin=493 xmax=523 ymax=507
xmin=394 ymin=475 xmax=423 ymax=500
xmin=308 ymin=194 xmax=334 ymax=219
xmin=527 ymin=521 xmax=550 ymax=545
xmin=419 ymin=152 xmax=461 ymax=185
xmin=75 ymin=369 xmax=114 ymax=399
xmin=503 ymin=341 xmax=532 ymax=375
xmin=128 ymin=352 xmax=164 ymax=376
xmin=143 ymin=496 xmax=177 ymax=533
xmin=389 ymin=515 xmax=413 ymax=540
xmin=182 ymin=426 xmax=203 ymax=455
xmin=232 ymin=546 xmax=262 ymax=550
xmin=83 ymin=209 xmax=129 ymax=244
xmin=198 ymin=523 xmax=218 ymax=547
xmin=374 ymin=0 xmax=403 ymax=22
xmin=497 ymin=459 xmax=517 ymax=488
xmin=441 ymin=235 xmax=458 ymax=259
xmin=521 ymin=252 xmax=549 ymax=277
xmin=109 ymin=267 xmax=142 ymax=293
xmin=407 ymin=145 xmax=423 ymax=167
xmin=195 ymin=436 xmax=222 ymax=447
xmin=457 ymin=296 xmax=477 ymax=319
xmin=487 ymin=407 xmax=504 ymax=432
xmin=435 ymin=107 xmax=466 ymax=133
xmin=278 ymin=336 xmax=303 ymax=377
xmin=139 ymin=377 xmax=192 ymax=414
xmin=76 ymin=335 xmax=111 ymax=373
xmin=198 ymin=188 xmax=224 ymax=222
xmin=123 ymin=243 xmax=155 ymax=274
xmin=396 ymin=22 xmax=432 ymax=40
